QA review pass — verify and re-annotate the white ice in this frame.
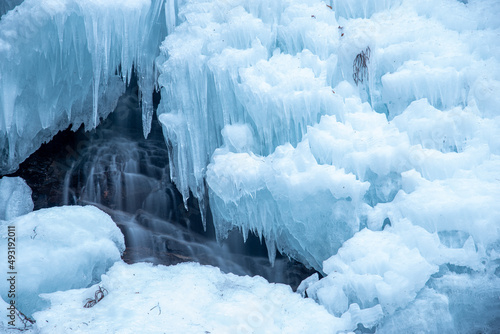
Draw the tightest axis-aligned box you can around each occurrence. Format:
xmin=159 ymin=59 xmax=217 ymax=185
xmin=207 ymin=127 xmax=370 ymax=270
xmin=156 ymin=0 xmax=500 ymax=256
xmin=306 ymin=218 xmax=500 ymax=333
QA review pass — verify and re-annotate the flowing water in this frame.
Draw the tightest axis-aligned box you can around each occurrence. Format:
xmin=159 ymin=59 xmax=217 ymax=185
xmin=11 ymin=81 xmax=315 ymax=289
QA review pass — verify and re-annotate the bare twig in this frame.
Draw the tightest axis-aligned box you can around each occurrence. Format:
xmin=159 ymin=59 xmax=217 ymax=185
xmin=30 ymin=227 xmax=37 ymax=240
xmin=353 ymin=47 xmax=371 ymax=85
xmin=13 ymin=308 xmax=36 ymax=331
xmin=84 ymin=286 xmax=108 ymax=308
xmin=150 ymin=302 xmax=161 ymax=315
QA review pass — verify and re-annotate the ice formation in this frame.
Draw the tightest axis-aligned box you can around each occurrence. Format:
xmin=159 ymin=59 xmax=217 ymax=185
xmin=156 ymin=0 xmax=500 ymax=331
xmin=0 ymin=205 xmax=125 ymax=317
xmin=156 ymin=0 xmax=500 ymax=268
xmin=305 ymin=219 xmax=500 ymax=333
xmin=307 ymin=227 xmax=439 ymax=316
xmin=0 ymin=0 xmax=499 ymax=332
xmin=0 ymin=176 xmax=33 ymax=220
xmin=207 ymin=131 xmax=370 ymax=269
xmin=0 ymin=0 xmax=167 ymax=174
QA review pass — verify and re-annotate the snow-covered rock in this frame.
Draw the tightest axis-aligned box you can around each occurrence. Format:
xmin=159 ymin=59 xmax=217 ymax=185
xmin=0 ymin=176 xmax=33 ymax=220
xmin=0 ymin=205 xmax=124 ymax=317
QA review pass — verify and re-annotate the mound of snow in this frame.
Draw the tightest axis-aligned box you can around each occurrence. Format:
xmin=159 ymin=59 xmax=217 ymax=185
xmin=34 ymin=261 xmax=350 ymax=333
xmin=0 ymin=205 xmax=124 ymax=317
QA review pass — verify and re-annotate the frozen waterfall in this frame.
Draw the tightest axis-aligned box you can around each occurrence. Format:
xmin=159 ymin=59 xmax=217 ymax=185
xmin=0 ymin=0 xmax=167 ymax=174
xmin=1 ymin=0 xmax=500 ymax=333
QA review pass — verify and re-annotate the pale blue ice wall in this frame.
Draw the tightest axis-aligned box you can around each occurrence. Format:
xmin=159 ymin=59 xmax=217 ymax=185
xmin=1 ymin=0 xmax=499 ymax=274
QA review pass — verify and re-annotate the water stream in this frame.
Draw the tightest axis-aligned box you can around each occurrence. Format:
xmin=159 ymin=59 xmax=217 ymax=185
xmin=10 ymin=81 xmax=315 ymax=289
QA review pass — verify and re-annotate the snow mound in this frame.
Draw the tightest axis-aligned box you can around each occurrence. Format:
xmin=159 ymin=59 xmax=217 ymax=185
xmin=0 ymin=206 xmax=125 ymax=317
xmin=0 ymin=176 xmax=33 ymax=220
xmin=34 ymin=261 xmax=351 ymax=333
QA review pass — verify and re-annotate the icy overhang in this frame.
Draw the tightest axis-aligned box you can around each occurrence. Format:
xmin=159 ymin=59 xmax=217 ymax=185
xmin=0 ymin=0 xmax=167 ymax=174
